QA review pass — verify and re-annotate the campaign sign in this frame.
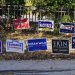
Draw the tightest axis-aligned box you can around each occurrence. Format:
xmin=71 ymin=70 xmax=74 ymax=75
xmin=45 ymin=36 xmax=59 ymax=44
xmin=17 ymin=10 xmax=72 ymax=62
xmin=0 ymin=41 xmax=2 ymax=53
xmin=6 ymin=39 xmax=25 ymax=53
xmin=52 ymin=40 xmax=69 ymax=54
xmin=28 ymin=38 xmax=47 ymax=52
xmin=72 ymin=36 xmax=75 ymax=48
xmin=13 ymin=18 xmax=30 ymax=30
xmin=38 ymin=20 xmax=54 ymax=31
xmin=59 ymin=22 xmax=75 ymax=33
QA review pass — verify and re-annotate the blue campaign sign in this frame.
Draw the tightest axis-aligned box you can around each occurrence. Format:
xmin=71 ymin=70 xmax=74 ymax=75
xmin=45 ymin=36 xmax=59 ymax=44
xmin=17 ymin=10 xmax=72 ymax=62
xmin=59 ymin=22 xmax=75 ymax=33
xmin=38 ymin=20 xmax=54 ymax=28
xmin=72 ymin=36 xmax=75 ymax=48
xmin=28 ymin=38 xmax=47 ymax=52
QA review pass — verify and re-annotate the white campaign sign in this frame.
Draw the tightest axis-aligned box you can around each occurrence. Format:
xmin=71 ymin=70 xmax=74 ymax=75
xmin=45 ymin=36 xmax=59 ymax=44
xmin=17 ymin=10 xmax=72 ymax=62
xmin=6 ymin=39 xmax=25 ymax=53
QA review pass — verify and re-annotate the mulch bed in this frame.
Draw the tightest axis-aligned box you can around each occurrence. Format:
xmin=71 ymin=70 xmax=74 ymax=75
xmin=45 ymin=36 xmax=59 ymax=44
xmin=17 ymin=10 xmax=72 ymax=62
xmin=0 ymin=51 xmax=75 ymax=60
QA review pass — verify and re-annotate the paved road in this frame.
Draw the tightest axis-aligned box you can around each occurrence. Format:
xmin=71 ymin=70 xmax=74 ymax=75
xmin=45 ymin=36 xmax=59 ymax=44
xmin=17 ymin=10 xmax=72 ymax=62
xmin=0 ymin=60 xmax=75 ymax=75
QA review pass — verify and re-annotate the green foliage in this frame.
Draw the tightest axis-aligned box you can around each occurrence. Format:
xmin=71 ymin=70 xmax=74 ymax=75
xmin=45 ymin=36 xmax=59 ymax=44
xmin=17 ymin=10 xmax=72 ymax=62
xmin=61 ymin=15 xmax=71 ymax=22
xmin=53 ymin=27 xmax=59 ymax=36
xmin=32 ymin=0 xmax=74 ymax=17
xmin=5 ymin=0 xmax=25 ymax=5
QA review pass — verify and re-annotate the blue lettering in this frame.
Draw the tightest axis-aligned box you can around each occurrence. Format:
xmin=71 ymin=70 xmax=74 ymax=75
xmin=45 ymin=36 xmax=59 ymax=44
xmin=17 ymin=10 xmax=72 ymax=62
xmin=9 ymin=43 xmax=22 ymax=48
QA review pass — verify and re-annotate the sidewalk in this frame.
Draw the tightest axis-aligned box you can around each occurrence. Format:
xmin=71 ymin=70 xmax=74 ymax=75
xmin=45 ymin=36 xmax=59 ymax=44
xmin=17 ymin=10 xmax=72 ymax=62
xmin=0 ymin=60 xmax=75 ymax=71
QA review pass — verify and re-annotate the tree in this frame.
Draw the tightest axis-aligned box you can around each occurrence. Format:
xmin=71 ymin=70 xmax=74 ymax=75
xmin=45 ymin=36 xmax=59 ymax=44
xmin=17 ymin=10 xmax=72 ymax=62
xmin=32 ymin=0 xmax=74 ymax=13
xmin=32 ymin=0 xmax=75 ymax=20
xmin=5 ymin=0 xmax=25 ymax=5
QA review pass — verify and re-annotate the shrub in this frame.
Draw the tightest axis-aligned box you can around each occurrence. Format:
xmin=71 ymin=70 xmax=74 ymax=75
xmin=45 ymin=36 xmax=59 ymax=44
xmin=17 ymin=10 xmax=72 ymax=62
xmin=53 ymin=27 xmax=59 ymax=36
xmin=61 ymin=15 xmax=71 ymax=22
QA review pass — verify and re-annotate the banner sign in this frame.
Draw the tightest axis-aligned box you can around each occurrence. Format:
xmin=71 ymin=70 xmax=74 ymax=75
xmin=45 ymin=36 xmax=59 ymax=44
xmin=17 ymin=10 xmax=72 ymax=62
xmin=52 ymin=40 xmax=69 ymax=54
xmin=72 ymin=36 xmax=75 ymax=48
xmin=13 ymin=18 xmax=30 ymax=30
xmin=59 ymin=22 xmax=75 ymax=33
xmin=38 ymin=20 xmax=54 ymax=31
xmin=6 ymin=39 xmax=25 ymax=53
xmin=28 ymin=38 xmax=47 ymax=52
xmin=0 ymin=41 xmax=2 ymax=53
